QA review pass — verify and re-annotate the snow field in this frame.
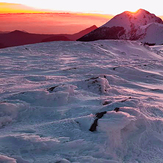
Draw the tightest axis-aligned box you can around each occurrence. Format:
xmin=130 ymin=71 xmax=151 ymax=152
xmin=0 ymin=40 xmax=163 ymax=162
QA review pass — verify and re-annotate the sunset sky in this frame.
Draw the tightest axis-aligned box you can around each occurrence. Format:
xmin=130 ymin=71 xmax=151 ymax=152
xmin=1 ymin=0 xmax=163 ymax=15
xmin=0 ymin=1 xmax=163 ymax=34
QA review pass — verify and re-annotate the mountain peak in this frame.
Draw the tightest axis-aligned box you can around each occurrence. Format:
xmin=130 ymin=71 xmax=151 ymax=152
xmin=9 ymin=30 xmax=29 ymax=34
xmin=122 ymin=9 xmax=163 ymax=23
xmin=103 ymin=8 xmax=163 ymax=28
xmin=123 ymin=9 xmax=150 ymax=16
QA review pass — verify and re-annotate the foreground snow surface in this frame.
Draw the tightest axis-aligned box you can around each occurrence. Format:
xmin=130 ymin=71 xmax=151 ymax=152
xmin=0 ymin=40 xmax=163 ymax=163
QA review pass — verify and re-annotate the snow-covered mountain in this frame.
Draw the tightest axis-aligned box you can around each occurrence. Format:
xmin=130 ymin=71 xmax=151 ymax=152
xmin=78 ymin=9 xmax=163 ymax=44
xmin=0 ymin=40 xmax=163 ymax=162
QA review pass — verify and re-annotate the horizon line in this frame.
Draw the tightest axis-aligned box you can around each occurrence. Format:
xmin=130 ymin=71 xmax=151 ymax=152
xmin=0 ymin=2 xmax=163 ymax=17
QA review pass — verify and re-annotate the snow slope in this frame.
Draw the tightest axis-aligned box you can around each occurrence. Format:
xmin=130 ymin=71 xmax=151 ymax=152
xmin=0 ymin=40 xmax=163 ymax=163
xmin=140 ymin=23 xmax=163 ymax=44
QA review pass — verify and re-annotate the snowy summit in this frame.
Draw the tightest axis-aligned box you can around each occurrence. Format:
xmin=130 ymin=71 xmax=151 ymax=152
xmin=78 ymin=9 xmax=163 ymax=44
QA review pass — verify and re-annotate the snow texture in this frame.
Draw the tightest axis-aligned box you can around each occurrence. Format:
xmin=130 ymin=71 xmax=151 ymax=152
xmin=0 ymin=40 xmax=163 ymax=163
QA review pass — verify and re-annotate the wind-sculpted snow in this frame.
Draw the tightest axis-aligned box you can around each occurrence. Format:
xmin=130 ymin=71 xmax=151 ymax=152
xmin=0 ymin=40 xmax=163 ymax=162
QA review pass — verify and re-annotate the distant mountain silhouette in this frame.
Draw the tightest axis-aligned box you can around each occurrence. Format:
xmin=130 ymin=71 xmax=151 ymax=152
xmin=0 ymin=30 xmax=57 ymax=48
xmin=0 ymin=25 xmax=97 ymax=48
xmin=42 ymin=25 xmax=97 ymax=42
xmin=78 ymin=9 xmax=163 ymax=44
xmin=42 ymin=35 xmax=71 ymax=42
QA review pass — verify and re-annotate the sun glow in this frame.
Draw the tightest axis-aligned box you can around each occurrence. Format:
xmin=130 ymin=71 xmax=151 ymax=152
xmin=129 ymin=9 xmax=140 ymax=14
xmin=0 ymin=2 xmax=44 ymax=13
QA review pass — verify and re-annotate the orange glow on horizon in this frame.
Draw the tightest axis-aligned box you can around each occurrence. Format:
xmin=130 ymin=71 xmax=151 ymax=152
xmin=0 ymin=2 xmax=113 ymax=35
xmin=0 ymin=12 xmax=111 ymax=34
xmin=0 ymin=2 xmax=114 ymax=18
xmin=77 ymin=13 xmax=113 ymax=20
xmin=0 ymin=2 xmax=47 ymax=13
